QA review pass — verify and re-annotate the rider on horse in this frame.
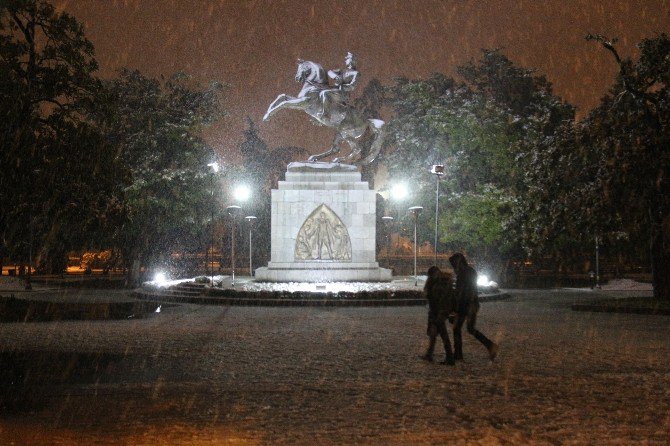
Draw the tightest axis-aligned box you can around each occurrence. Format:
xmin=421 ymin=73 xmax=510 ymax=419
xmin=317 ymin=52 xmax=359 ymax=121
xmin=263 ymin=53 xmax=384 ymax=165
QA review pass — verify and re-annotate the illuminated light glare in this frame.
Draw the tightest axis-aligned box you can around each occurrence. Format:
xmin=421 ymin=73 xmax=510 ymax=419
xmin=154 ymin=272 xmax=168 ymax=285
xmin=391 ymin=184 xmax=408 ymax=200
xmin=207 ymin=162 xmax=220 ymax=173
xmin=233 ymin=185 xmax=251 ymax=202
xmin=477 ymin=274 xmax=490 ymax=287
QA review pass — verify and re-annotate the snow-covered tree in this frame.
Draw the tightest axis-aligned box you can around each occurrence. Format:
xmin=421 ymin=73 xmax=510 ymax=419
xmin=385 ymin=51 xmax=573 ymax=274
xmin=234 ymin=118 xmax=306 ymax=266
xmin=100 ymin=69 xmax=225 ymax=285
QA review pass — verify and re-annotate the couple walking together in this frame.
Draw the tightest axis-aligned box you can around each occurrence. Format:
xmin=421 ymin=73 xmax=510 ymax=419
xmin=421 ymin=253 xmax=499 ymax=365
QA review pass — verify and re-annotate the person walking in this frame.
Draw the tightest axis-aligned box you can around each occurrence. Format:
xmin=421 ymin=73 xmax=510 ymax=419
xmin=420 ymin=266 xmax=457 ymax=365
xmin=448 ymin=253 xmax=499 ymax=362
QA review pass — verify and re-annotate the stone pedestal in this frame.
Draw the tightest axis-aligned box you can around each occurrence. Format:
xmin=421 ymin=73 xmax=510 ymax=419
xmin=255 ymin=162 xmax=392 ymax=282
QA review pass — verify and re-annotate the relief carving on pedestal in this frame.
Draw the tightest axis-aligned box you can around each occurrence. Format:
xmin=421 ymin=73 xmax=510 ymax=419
xmin=295 ymin=204 xmax=352 ymax=261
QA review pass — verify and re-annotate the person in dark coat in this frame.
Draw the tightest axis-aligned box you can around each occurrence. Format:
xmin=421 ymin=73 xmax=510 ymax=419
xmin=420 ymin=266 xmax=457 ymax=365
xmin=448 ymin=253 xmax=499 ymax=362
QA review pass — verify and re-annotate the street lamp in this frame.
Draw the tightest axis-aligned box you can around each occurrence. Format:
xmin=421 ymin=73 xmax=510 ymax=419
xmin=408 ymin=206 xmax=423 ymax=286
xmin=430 ymin=164 xmax=445 ymax=266
xmin=233 ymin=184 xmax=251 ymax=203
xmin=206 ymin=162 xmax=219 ymax=285
xmin=389 ymin=182 xmax=408 ymax=224
xmin=381 ymin=215 xmax=394 ymax=268
xmin=226 ymin=185 xmax=251 ymax=287
xmin=389 ymin=183 xmax=409 ymax=274
xmin=390 ymin=183 xmax=408 ymax=202
xmin=245 ymin=215 xmax=257 ymax=277
xmin=226 ymin=205 xmax=242 ymax=287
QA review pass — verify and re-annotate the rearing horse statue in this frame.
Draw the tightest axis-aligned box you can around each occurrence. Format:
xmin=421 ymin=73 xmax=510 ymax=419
xmin=263 ymin=57 xmax=384 ymax=165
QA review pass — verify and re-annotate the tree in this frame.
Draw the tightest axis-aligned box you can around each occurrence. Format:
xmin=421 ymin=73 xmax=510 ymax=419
xmin=518 ymin=34 xmax=670 ymax=298
xmin=99 ymin=69 xmax=225 ymax=285
xmin=441 ymin=184 xmax=515 ymax=264
xmin=384 ymin=74 xmax=453 ymax=245
xmin=236 ymin=118 xmax=306 ymax=266
xmin=0 ymin=0 xmax=122 ymax=272
xmin=511 ymin=120 xmax=618 ymax=274
xmin=583 ymin=34 xmax=670 ymax=299
xmin=385 ymin=51 xmax=573 ymax=274
xmin=351 ymin=78 xmax=388 ymax=185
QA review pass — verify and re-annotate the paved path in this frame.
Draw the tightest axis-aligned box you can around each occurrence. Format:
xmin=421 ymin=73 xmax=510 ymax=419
xmin=1 ymin=289 xmax=669 ymax=445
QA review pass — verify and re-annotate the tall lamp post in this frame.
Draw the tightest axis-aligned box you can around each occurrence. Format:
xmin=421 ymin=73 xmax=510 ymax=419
xmin=245 ymin=215 xmax=257 ymax=277
xmin=390 ymin=184 xmax=408 ymax=213
xmin=206 ymin=162 xmax=219 ymax=285
xmin=430 ymin=164 xmax=445 ymax=266
xmin=226 ymin=205 xmax=241 ymax=286
xmin=389 ymin=183 xmax=408 ymax=276
xmin=26 ymin=207 xmax=33 ymax=290
xmin=409 ymin=206 xmax=423 ymax=286
xmin=596 ymin=234 xmax=600 ymax=288
xmin=381 ymin=215 xmax=394 ymax=269
xmin=228 ymin=185 xmax=251 ymax=287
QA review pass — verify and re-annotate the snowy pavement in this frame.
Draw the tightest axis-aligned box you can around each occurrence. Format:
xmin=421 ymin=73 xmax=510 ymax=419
xmin=1 ymin=289 xmax=669 ymax=445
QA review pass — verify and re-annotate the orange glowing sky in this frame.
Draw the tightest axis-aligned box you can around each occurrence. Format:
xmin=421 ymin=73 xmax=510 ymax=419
xmin=55 ymin=0 xmax=670 ymax=162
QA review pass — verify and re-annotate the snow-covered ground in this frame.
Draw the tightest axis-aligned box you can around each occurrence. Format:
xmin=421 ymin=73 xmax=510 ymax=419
xmin=597 ymin=278 xmax=654 ymax=291
xmin=1 ymin=289 xmax=668 ymax=444
xmin=145 ymin=274 xmax=499 ymax=294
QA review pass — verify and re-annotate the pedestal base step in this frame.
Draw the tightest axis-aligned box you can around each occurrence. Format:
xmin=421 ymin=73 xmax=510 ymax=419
xmin=254 ymin=266 xmax=392 ymax=282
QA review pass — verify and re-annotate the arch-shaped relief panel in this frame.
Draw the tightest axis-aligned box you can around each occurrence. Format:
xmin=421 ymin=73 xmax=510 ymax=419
xmin=294 ymin=204 xmax=352 ymax=261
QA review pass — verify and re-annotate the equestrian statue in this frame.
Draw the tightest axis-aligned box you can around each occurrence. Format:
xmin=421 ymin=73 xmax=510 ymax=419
xmin=263 ymin=52 xmax=385 ymax=165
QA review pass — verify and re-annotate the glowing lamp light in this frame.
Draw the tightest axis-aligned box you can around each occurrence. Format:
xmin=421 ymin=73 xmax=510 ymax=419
xmin=233 ymin=185 xmax=251 ymax=202
xmin=391 ymin=183 xmax=408 ymax=200
xmin=154 ymin=272 xmax=168 ymax=285
xmin=477 ymin=274 xmax=490 ymax=287
xmin=207 ymin=161 xmax=220 ymax=173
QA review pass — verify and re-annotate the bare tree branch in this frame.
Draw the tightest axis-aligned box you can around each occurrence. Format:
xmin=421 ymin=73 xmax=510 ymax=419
xmin=586 ymin=33 xmax=659 ymax=109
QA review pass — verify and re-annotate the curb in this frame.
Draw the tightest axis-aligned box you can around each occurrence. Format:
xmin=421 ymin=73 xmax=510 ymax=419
xmin=571 ymin=303 xmax=670 ymax=315
xmin=133 ymin=289 xmax=512 ymax=307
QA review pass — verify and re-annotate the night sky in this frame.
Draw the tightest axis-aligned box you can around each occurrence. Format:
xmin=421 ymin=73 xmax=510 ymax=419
xmin=55 ymin=0 xmax=670 ymax=162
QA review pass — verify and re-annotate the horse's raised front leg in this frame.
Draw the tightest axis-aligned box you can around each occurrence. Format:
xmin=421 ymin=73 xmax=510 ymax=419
xmin=263 ymin=94 xmax=307 ymax=121
xmin=264 ymin=94 xmax=287 ymax=121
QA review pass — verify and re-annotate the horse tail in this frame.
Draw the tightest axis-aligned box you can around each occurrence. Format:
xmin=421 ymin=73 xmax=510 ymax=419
xmin=368 ymin=119 xmax=384 ymax=131
xmin=357 ymin=119 xmax=385 ymax=165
